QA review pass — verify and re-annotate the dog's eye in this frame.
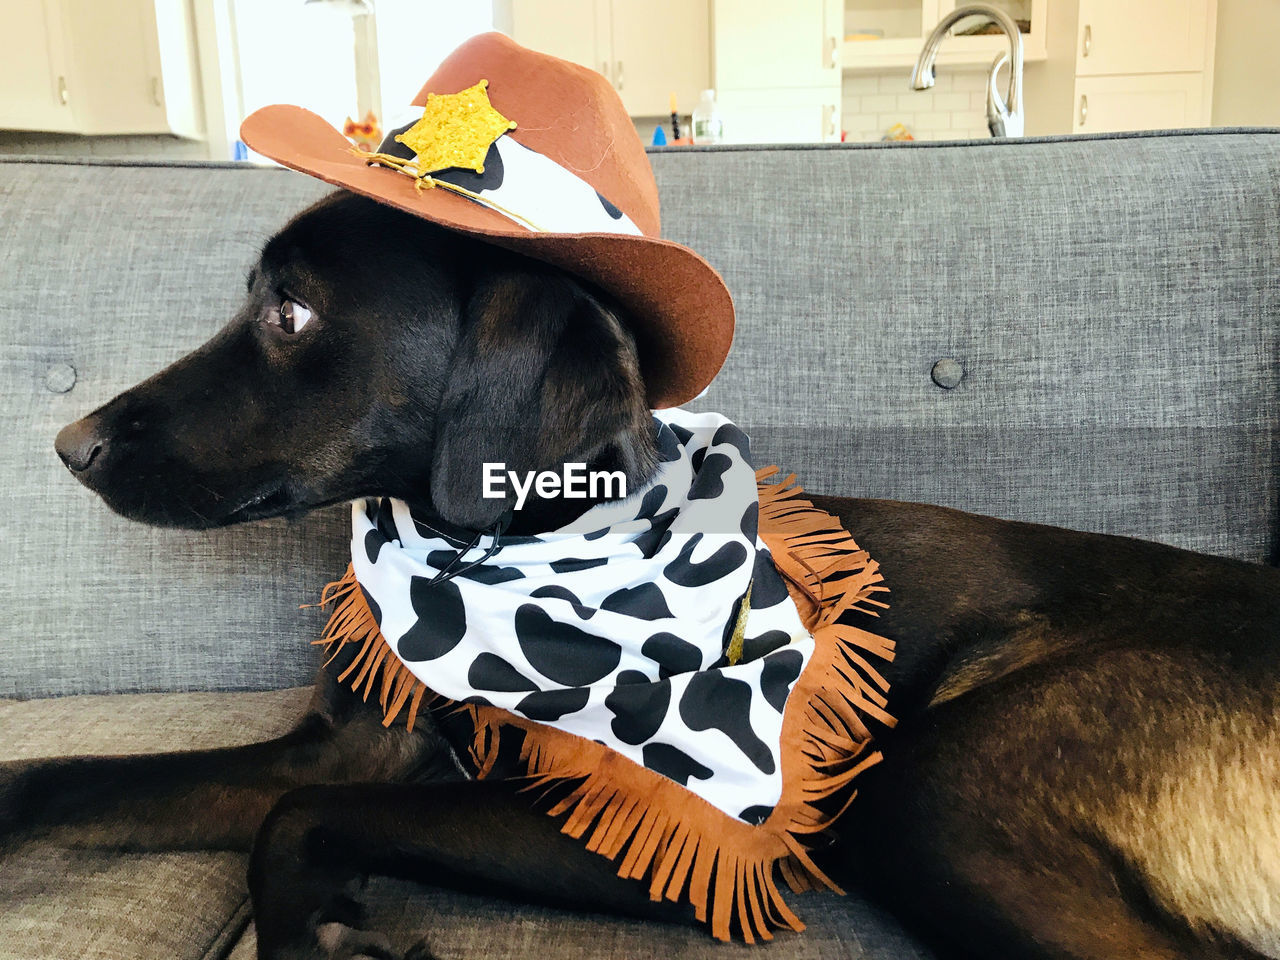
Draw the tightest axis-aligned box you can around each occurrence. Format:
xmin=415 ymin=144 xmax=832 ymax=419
xmin=279 ymin=300 xmax=312 ymax=335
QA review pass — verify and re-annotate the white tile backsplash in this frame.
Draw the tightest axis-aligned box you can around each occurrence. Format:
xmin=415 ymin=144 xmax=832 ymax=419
xmin=950 ymin=71 xmax=990 ymax=93
xmin=842 ymin=68 xmax=991 ymax=141
xmin=932 ymin=93 xmax=973 ymax=112
xmin=861 ymin=93 xmax=901 ymax=113
xmin=913 ymin=111 xmax=952 ymax=129
xmin=845 ymin=75 xmax=882 ymax=96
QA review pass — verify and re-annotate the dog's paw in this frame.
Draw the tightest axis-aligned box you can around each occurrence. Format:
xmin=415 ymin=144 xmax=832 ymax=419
xmin=314 ymin=921 xmax=399 ymax=960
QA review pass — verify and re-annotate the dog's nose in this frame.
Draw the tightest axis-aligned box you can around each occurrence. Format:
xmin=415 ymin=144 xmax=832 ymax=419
xmin=55 ymin=417 xmax=108 ymax=473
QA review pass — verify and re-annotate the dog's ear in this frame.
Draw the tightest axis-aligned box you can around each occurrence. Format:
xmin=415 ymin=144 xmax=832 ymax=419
xmin=429 ymin=263 xmax=653 ymax=528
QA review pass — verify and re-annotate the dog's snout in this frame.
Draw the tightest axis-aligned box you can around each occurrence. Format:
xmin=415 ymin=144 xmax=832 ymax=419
xmin=55 ymin=417 xmax=108 ymax=474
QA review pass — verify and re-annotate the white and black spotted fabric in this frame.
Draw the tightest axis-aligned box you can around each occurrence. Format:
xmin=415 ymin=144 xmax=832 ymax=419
xmin=377 ymin=112 xmax=642 ymax=236
xmin=351 ymin=409 xmax=813 ymax=822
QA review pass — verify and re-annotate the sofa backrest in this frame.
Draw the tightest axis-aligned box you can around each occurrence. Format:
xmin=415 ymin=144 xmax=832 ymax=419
xmin=3 ymin=130 xmax=1278 ymax=698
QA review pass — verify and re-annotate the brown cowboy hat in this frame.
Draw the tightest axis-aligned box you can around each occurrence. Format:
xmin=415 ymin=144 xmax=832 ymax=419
xmin=240 ymin=31 xmax=733 ymax=408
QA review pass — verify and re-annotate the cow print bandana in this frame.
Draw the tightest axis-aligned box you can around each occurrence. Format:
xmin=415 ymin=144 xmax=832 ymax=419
xmin=351 ymin=409 xmax=814 ymax=822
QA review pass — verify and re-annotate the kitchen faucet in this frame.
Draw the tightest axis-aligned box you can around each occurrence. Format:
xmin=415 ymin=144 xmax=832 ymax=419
xmin=911 ymin=4 xmax=1024 ymax=138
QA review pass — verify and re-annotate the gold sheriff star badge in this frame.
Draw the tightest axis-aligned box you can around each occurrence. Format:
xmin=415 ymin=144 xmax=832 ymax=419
xmin=395 ymin=79 xmax=516 ymax=175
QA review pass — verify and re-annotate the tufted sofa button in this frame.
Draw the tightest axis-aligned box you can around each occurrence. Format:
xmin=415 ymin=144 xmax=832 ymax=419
xmin=931 ymin=358 xmax=963 ymax=390
xmin=45 ymin=363 xmax=77 ymax=394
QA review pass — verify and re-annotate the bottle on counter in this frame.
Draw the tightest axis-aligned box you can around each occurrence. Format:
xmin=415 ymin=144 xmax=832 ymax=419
xmin=692 ymin=89 xmax=724 ymax=145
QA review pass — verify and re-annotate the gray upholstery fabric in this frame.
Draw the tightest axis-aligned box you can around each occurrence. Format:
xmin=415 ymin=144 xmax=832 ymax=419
xmin=4 ymin=132 xmax=1279 ymax=699
xmin=0 ymin=848 xmax=250 ymax=960
xmin=657 ymin=133 xmax=1280 ymax=563
xmin=1 ymin=163 xmax=335 ymax=699
xmin=0 ymin=688 xmax=309 ymax=960
xmin=0 ymin=687 xmax=312 ymax=757
xmin=0 ymin=687 xmax=930 ymax=960
xmin=2 ymin=129 xmax=1275 ymax=960
xmin=225 ymin=885 xmax=933 ymax=960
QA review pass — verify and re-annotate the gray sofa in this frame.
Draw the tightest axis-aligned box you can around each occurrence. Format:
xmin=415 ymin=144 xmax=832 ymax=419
xmin=2 ymin=129 xmax=1278 ymax=959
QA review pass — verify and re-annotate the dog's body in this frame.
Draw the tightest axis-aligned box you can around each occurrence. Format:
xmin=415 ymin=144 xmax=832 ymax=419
xmin=8 ymin=192 xmax=1278 ymax=960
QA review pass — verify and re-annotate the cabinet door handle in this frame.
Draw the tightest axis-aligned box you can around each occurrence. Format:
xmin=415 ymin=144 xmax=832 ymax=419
xmin=601 ymin=60 xmax=610 ymax=82
xmin=615 ymin=60 xmax=623 ymax=90
xmin=1082 ymin=24 xmax=1092 ymax=57
xmin=825 ymin=35 xmax=839 ymax=68
xmin=1079 ymin=94 xmax=1088 ymax=126
xmin=57 ymin=75 xmax=69 ymax=105
xmin=151 ymin=76 xmax=163 ymax=107
xmin=822 ymin=104 xmax=837 ymax=140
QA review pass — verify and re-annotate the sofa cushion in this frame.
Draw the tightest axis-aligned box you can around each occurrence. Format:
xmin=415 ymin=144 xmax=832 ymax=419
xmin=0 ymin=688 xmax=932 ymax=960
xmin=1 ymin=159 xmax=337 ymax=700
xmin=1 ymin=848 xmax=251 ymax=960
xmin=5 ymin=132 xmax=1280 ymax=700
xmin=658 ymin=131 xmax=1280 ymax=564
xmin=225 ymin=884 xmax=934 ymax=960
xmin=0 ymin=688 xmax=310 ymax=960
xmin=0 ymin=687 xmax=313 ymax=759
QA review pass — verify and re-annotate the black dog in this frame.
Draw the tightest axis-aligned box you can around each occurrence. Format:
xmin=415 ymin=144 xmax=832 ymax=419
xmin=8 ymin=191 xmax=1279 ymax=960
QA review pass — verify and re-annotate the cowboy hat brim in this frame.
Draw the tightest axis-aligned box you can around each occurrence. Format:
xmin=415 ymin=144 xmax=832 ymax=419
xmin=241 ymin=105 xmax=733 ymax=409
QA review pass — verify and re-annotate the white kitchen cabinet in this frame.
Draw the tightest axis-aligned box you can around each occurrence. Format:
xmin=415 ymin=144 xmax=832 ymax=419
xmin=508 ymin=0 xmax=601 ymax=76
xmin=0 ymin=0 xmax=204 ymax=138
xmin=713 ymin=0 xmax=842 ymax=142
xmin=715 ymin=0 xmax=842 ymax=89
xmin=1073 ymin=0 xmax=1211 ymax=77
xmin=1024 ymin=0 xmax=1216 ymax=136
xmin=62 ymin=0 xmax=203 ymax=137
xmin=0 ymin=1 xmax=76 ymax=132
xmin=1073 ymin=73 xmax=1205 ymax=134
xmin=509 ymin=0 xmax=710 ymax=117
xmin=716 ymin=89 xmax=840 ymax=144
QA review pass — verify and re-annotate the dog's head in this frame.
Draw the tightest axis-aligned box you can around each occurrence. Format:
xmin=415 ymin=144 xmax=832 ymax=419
xmin=54 ymin=191 xmax=657 ymax=531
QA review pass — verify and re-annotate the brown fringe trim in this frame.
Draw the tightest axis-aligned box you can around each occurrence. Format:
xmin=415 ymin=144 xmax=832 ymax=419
xmin=313 ymin=471 xmax=895 ymax=942
xmin=313 ymin=577 xmax=438 ymax=731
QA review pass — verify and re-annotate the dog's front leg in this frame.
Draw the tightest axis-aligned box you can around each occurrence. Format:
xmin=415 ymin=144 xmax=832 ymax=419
xmin=0 ymin=669 xmax=458 ymax=853
xmin=250 ymin=780 xmax=692 ymax=960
